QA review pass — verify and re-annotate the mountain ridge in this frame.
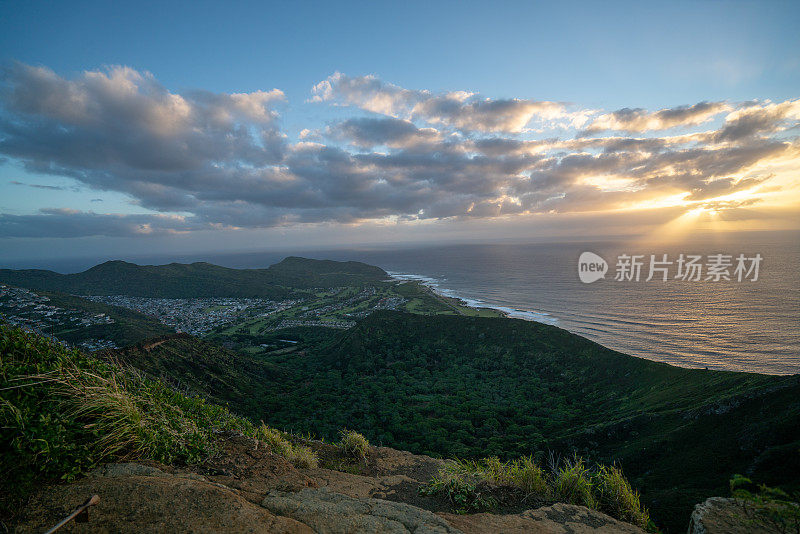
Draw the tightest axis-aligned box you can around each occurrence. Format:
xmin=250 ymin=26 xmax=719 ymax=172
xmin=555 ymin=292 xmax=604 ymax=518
xmin=0 ymin=257 xmax=389 ymax=298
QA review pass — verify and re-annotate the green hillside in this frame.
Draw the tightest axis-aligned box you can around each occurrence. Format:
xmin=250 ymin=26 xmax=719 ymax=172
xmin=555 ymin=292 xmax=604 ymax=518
xmin=0 ymin=322 xmax=317 ymax=520
xmin=0 ymin=257 xmax=388 ymax=298
xmin=266 ymin=312 xmax=800 ymax=531
xmin=99 ymin=333 xmax=285 ymax=417
xmin=105 ymin=311 xmax=800 ymax=532
xmin=2 ymin=322 xmax=658 ymax=532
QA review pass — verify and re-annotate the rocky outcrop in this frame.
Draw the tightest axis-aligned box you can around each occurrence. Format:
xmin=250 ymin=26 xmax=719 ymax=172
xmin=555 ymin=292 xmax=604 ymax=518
xmin=440 ymin=504 xmax=646 ymax=534
xmin=13 ymin=440 xmax=648 ymax=533
xmin=262 ymin=487 xmax=462 ymax=533
xmin=688 ymin=497 xmax=786 ymax=534
xmin=14 ymin=463 xmax=311 ymax=533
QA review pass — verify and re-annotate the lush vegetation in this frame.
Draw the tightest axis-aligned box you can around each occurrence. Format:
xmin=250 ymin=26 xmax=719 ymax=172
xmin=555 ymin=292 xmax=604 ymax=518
xmin=98 ymin=333 xmax=286 ymax=417
xmin=0 ymin=257 xmax=388 ymax=298
xmin=422 ymin=455 xmax=652 ymax=530
xmin=0 ymin=322 xmax=316 ymax=517
xmin=236 ymin=311 xmax=800 ymax=532
xmin=729 ymin=475 xmax=800 ymax=534
xmin=421 ymin=455 xmax=547 ymax=513
xmin=91 ymin=309 xmax=800 ymax=531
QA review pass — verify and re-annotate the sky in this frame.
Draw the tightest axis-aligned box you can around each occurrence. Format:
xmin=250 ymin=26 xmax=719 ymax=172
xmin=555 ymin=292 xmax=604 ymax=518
xmin=0 ymin=0 xmax=799 ymax=263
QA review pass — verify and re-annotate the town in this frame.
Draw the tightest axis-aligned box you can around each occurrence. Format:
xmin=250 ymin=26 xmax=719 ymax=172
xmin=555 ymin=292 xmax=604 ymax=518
xmin=0 ymin=284 xmax=117 ymax=350
xmin=82 ymin=295 xmax=299 ymax=336
xmin=0 ymin=282 xmax=410 ymax=351
xmin=84 ymin=287 xmax=407 ymax=337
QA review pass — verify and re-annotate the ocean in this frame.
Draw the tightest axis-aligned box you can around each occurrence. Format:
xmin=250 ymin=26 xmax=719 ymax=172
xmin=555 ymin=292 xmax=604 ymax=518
xmin=308 ymin=232 xmax=800 ymax=375
xmin=8 ymin=230 xmax=800 ymax=375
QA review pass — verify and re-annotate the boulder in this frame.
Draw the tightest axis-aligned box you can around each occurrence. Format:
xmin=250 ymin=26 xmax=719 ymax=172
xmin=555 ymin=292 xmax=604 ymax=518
xmin=688 ymin=496 xmax=787 ymax=534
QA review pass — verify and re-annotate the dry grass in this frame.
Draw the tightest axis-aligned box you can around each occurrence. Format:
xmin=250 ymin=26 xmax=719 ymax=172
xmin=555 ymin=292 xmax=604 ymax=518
xmin=1 ymin=322 xmax=318 ymax=494
xmin=550 ymin=457 xmax=596 ymax=509
xmin=337 ymin=429 xmax=370 ymax=460
xmin=254 ymin=424 xmax=318 ymax=468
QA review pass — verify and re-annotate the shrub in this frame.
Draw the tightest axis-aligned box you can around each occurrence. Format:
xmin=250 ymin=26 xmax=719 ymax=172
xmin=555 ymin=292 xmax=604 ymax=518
xmin=595 ymin=464 xmax=650 ymax=530
xmin=338 ymin=429 xmax=370 ymax=460
xmin=420 ymin=455 xmax=549 ymax=514
xmin=502 ymin=455 xmax=548 ymax=496
xmin=422 ymin=476 xmax=497 ymax=514
xmin=422 ymin=454 xmax=651 ymax=530
xmin=439 ymin=456 xmax=548 ymax=497
xmin=729 ymin=474 xmax=800 ymax=533
xmin=550 ymin=457 xmax=595 ymax=508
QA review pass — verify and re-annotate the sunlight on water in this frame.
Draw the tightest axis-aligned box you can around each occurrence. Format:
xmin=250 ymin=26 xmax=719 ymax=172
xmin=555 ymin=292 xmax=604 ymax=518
xmin=312 ymin=231 xmax=800 ymax=375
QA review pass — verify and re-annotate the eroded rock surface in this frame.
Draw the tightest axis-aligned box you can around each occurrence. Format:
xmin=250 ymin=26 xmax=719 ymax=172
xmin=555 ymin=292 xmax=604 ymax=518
xmin=262 ymin=487 xmax=462 ymax=533
xmin=440 ymin=503 xmax=646 ymax=534
xmin=688 ymin=497 xmax=787 ymax=534
xmin=14 ymin=465 xmax=311 ymax=533
xmin=13 ymin=440 xmax=653 ymax=534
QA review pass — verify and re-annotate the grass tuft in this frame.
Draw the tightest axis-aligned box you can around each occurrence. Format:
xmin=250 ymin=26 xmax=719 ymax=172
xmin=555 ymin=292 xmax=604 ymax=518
xmin=0 ymin=322 xmax=317 ymax=515
xmin=420 ymin=473 xmax=497 ymax=514
xmin=421 ymin=453 xmax=652 ymax=530
xmin=253 ymin=423 xmax=319 ymax=468
xmin=594 ymin=464 xmax=650 ymax=529
xmin=550 ymin=456 xmax=595 ymax=509
xmin=338 ymin=429 xmax=370 ymax=461
xmin=288 ymin=444 xmax=320 ymax=468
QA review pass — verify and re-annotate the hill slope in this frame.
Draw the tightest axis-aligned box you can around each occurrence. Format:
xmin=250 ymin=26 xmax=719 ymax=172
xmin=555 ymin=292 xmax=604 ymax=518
xmin=1 ymin=322 xmax=650 ymax=533
xmin=100 ymin=333 xmax=285 ymax=417
xmin=109 ymin=311 xmax=800 ymax=531
xmin=0 ymin=257 xmax=388 ymax=298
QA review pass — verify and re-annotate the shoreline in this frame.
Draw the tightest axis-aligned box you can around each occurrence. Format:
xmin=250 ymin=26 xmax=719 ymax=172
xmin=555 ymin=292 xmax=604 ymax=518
xmin=386 ymin=271 xmax=797 ymax=376
xmin=387 ymin=271 xmax=559 ymax=325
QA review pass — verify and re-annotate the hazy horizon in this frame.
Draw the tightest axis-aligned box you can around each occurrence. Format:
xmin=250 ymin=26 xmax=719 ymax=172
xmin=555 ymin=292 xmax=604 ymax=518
xmin=2 ymin=228 xmax=797 ymax=274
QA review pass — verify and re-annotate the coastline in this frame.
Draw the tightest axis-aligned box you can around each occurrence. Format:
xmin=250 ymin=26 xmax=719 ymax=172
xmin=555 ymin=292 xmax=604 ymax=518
xmin=387 ymin=271 xmax=559 ymax=325
xmin=386 ymin=270 xmax=798 ymax=375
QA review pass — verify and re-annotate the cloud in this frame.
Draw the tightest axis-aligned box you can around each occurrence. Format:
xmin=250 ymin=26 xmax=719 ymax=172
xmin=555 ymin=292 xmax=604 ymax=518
xmin=0 ymin=209 xmax=196 ymax=238
xmin=327 ymin=117 xmax=440 ymax=148
xmin=584 ymin=101 xmax=730 ymax=133
xmin=311 ymin=72 xmax=575 ymax=133
xmin=0 ymin=63 xmax=799 ymax=239
xmin=0 ymin=62 xmax=286 ymax=174
xmin=684 ymin=176 xmax=769 ymax=201
xmin=10 ymin=180 xmax=65 ymax=190
xmin=713 ymin=99 xmax=800 ymax=141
